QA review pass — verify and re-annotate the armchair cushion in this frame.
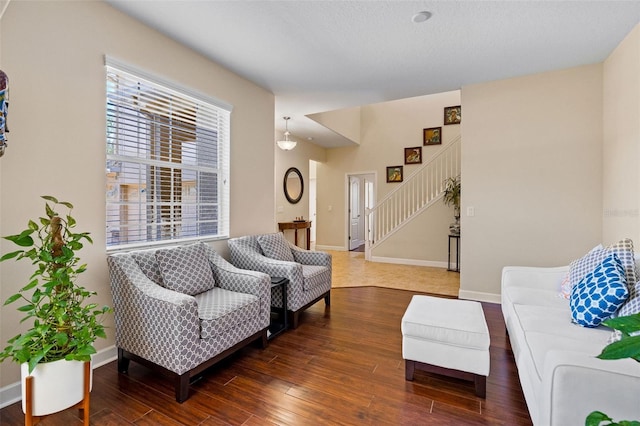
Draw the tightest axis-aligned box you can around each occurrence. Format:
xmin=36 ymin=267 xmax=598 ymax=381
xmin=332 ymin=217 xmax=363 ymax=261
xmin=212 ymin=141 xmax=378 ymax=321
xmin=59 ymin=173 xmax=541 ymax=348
xmin=302 ymin=265 xmax=332 ymax=291
xmin=156 ymin=243 xmax=216 ymax=295
xmin=257 ymin=232 xmax=295 ymax=262
xmin=195 ymin=287 xmax=260 ymax=339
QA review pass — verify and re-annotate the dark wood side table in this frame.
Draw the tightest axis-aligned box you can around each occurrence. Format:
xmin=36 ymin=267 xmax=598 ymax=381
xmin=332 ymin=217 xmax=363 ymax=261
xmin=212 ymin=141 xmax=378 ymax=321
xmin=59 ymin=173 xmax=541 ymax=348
xmin=269 ymin=277 xmax=289 ymax=340
xmin=448 ymin=235 xmax=460 ymax=272
xmin=278 ymin=221 xmax=312 ymax=249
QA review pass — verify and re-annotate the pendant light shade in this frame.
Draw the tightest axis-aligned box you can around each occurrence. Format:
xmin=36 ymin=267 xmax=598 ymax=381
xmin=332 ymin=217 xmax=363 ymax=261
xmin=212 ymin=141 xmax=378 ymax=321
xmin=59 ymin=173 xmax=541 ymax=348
xmin=276 ymin=116 xmax=297 ymax=151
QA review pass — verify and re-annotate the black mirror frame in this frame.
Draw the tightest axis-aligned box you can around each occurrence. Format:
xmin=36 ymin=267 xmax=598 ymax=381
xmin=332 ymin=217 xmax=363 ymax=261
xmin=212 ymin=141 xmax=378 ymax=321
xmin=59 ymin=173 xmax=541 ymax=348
xmin=283 ymin=167 xmax=304 ymax=204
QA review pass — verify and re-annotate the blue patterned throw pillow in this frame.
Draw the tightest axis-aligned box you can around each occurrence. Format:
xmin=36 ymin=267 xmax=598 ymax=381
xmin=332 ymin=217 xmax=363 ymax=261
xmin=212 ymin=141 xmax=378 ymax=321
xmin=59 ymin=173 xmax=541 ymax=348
xmin=570 ymin=253 xmax=629 ymax=328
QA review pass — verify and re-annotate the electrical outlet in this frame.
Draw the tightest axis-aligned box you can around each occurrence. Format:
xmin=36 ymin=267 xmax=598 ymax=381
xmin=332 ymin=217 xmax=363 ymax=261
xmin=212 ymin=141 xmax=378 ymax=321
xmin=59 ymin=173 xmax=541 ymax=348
xmin=467 ymin=206 xmax=475 ymax=217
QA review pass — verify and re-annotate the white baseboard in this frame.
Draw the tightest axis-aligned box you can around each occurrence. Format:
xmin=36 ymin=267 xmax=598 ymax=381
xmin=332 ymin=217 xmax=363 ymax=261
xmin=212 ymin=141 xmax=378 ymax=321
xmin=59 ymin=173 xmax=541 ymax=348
xmin=314 ymin=245 xmax=346 ymax=251
xmin=370 ymin=256 xmax=449 ymax=269
xmin=0 ymin=345 xmax=117 ymax=409
xmin=458 ymin=289 xmax=501 ymax=304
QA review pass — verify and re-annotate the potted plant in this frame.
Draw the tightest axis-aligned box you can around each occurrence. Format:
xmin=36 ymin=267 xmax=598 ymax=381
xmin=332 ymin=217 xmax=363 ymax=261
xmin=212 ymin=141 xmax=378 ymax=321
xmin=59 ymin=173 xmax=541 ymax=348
xmin=442 ymin=175 xmax=461 ymax=236
xmin=0 ymin=196 xmax=110 ymax=416
xmin=586 ymin=313 xmax=640 ymax=426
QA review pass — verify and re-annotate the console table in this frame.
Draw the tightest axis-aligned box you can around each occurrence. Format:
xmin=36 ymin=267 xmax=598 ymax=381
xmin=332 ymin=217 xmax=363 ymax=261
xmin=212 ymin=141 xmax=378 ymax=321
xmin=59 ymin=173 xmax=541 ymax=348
xmin=278 ymin=221 xmax=311 ymax=250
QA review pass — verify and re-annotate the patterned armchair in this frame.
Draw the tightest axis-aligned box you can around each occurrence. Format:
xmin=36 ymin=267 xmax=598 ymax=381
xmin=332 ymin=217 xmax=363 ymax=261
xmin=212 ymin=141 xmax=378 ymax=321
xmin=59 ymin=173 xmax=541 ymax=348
xmin=228 ymin=233 xmax=331 ymax=328
xmin=107 ymin=242 xmax=270 ymax=402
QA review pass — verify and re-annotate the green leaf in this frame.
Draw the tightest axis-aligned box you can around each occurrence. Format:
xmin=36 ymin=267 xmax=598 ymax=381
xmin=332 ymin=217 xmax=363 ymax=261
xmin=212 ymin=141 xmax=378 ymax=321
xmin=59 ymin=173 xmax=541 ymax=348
xmin=586 ymin=411 xmax=613 ymax=426
xmin=597 ymin=335 xmax=640 ymax=360
xmin=21 ymin=279 xmax=39 ymax=292
xmin=4 ymin=231 xmax=34 ymax=247
xmin=41 ymin=195 xmax=59 ymax=203
xmin=0 ymin=250 xmax=23 ymax=261
xmin=4 ymin=293 xmax=22 ymax=305
xmin=45 ymin=203 xmax=55 ymax=218
xmin=602 ymin=314 xmax=640 ymax=334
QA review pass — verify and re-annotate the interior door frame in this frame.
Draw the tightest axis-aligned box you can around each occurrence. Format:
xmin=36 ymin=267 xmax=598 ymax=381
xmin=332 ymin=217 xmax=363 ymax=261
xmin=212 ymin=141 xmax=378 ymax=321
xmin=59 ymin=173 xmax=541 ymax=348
xmin=345 ymin=171 xmax=377 ymax=252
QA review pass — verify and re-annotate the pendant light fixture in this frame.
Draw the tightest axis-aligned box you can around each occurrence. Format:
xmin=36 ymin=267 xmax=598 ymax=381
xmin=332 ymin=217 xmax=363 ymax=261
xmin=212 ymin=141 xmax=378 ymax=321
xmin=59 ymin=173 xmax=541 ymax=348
xmin=276 ymin=116 xmax=297 ymax=151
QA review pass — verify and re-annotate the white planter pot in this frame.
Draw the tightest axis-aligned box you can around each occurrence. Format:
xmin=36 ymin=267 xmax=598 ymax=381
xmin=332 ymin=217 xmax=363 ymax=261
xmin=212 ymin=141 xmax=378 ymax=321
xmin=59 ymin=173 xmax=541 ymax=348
xmin=21 ymin=359 xmax=92 ymax=416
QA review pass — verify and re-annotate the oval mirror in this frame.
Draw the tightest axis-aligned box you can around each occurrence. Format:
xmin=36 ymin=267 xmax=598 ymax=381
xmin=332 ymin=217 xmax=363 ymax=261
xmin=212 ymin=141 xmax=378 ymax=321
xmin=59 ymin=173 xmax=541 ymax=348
xmin=284 ymin=167 xmax=304 ymax=204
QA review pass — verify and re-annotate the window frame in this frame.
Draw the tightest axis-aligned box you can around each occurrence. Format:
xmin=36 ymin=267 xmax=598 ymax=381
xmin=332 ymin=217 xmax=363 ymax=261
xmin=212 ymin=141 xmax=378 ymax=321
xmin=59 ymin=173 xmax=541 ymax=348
xmin=105 ymin=57 xmax=231 ymax=251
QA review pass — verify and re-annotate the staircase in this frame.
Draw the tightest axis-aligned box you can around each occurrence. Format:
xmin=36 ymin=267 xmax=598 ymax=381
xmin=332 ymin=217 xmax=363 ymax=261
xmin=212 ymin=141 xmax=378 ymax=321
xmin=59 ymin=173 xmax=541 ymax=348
xmin=367 ymin=135 xmax=461 ymax=251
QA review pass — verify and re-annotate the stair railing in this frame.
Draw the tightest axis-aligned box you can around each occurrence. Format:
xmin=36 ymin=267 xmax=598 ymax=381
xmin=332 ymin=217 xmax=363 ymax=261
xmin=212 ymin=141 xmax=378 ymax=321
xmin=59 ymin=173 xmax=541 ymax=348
xmin=366 ymin=135 xmax=461 ymax=251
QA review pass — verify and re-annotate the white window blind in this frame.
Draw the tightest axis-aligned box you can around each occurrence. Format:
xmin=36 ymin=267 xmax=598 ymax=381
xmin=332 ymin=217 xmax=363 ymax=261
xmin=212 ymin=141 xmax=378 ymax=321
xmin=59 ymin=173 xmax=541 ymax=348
xmin=105 ymin=61 xmax=230 ymax=249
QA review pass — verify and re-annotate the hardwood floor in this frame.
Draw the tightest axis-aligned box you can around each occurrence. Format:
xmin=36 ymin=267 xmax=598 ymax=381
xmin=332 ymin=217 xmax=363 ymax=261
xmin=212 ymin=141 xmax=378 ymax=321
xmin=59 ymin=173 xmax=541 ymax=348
xmin=0 ymin=287 xmax=531 ymax=425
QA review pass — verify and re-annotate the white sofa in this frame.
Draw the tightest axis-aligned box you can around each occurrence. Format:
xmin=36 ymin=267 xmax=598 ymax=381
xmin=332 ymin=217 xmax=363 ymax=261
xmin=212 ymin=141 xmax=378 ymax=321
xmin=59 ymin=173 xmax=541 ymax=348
xmin=501 ymin=264 xmax=640 ymax=426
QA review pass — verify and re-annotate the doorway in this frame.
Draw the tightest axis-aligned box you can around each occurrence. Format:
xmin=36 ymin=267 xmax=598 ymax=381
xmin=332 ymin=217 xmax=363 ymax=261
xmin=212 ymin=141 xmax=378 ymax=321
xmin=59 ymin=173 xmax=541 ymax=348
xmin=347 ymin=173 xmax=375 ymax=252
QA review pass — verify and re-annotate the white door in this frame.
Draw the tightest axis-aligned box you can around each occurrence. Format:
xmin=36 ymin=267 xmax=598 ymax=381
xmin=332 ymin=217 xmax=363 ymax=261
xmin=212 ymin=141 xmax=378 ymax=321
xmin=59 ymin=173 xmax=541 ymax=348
xmin=349 ymin=176 xmax=362 ymax=250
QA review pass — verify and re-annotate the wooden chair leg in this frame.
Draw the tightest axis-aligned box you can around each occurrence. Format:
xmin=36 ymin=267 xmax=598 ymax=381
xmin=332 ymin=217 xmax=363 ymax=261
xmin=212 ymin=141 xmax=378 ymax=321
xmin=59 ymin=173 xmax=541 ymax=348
xmin=118 ymin=348 xmax=130 ymax=373
xmin=175 ymin=373 xmax=190 ymax=402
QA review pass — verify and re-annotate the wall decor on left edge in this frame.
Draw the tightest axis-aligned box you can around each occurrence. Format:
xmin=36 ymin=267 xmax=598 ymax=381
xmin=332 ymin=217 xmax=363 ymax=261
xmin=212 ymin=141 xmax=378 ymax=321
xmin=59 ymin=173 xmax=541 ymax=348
xmin=387 ymin=165 xmax=403 ymax=183
xmin=0 ymin=69 xmax=9 ymax=157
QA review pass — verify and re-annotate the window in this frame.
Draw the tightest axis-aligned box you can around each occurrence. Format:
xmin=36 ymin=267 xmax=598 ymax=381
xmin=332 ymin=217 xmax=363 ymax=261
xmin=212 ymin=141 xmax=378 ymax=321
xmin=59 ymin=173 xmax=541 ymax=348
xmin=105 ymin=59 xmax=230 ymax=249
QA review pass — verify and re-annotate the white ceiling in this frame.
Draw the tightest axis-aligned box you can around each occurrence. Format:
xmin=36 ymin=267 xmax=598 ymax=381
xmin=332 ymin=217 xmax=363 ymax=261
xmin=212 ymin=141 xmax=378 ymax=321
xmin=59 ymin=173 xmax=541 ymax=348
xmin=106 ymin=0 xmax=640 ymax=148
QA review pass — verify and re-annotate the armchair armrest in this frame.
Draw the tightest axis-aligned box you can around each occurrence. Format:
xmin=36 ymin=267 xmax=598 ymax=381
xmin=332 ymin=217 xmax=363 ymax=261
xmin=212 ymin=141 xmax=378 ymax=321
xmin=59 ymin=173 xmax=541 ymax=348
xmin=107 ymin=255 xmax=200 ymax=374
xmin=290 ymin=243 xmax=332 ymax=267
xmin=539 ymin=349 xmax=640 ymax=425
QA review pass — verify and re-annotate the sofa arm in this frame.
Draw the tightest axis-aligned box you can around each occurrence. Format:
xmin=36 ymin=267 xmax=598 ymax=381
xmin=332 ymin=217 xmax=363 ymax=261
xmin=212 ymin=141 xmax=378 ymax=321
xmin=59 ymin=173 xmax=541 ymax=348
xmin=502 ymin=265 xmax=568 ymax=293
xmin=107 ymin=255 xmax=201 ymax=374
xmin=539 ymin=350 xmax=640 ymax=425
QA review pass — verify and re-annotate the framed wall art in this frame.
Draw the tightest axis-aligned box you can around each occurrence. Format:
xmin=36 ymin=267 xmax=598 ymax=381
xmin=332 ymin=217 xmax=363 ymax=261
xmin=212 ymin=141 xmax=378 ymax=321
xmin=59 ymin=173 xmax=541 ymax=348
xmin=386 ymin=166 xmax=403 ymax=183
xmin=404 ymin=146 xmax=422 ymax=165
xmin=444 ymin=105 xmax=461 ymax=125
xmin=423 ymin=127 xmax=441 ymax=146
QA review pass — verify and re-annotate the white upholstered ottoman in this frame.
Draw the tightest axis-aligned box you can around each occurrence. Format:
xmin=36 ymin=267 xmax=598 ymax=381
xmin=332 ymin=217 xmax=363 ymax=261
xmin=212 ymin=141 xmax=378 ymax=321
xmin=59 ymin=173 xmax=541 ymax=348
xmin=401 ymin=295 xmax=490 ymax=397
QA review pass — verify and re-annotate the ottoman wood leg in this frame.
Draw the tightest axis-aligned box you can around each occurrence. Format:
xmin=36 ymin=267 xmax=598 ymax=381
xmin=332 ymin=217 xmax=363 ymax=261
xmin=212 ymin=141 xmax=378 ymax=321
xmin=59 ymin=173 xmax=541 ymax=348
xmin=474 ymin=375 xmax=486 ymax=398
xmin=405 ymin=360 xmax=415 ymax=381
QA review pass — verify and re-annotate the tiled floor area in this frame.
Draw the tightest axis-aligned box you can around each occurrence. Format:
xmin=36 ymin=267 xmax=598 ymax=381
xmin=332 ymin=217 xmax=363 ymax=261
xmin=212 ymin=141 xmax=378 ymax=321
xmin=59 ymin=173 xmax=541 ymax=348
xmin=329 ymin=250 xmax=460 ymax=297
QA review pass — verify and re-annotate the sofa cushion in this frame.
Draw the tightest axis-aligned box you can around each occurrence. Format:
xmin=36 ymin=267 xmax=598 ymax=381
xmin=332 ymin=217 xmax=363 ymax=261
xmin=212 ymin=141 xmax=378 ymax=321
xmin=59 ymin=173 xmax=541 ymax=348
xmin=155 ymin=243 xmax=216 ymax=296
xmin=570 ymin=254 xmax=629 ymax=327
xmin=618 ymin=272 xmax=640 ymax=317
xmin=257 ymin=232 xmax=295 ymax=262
xmin=567 ymin=244 xmax=605 ymax=294
xmin=195 ymin=287 xmax=260 ymax=339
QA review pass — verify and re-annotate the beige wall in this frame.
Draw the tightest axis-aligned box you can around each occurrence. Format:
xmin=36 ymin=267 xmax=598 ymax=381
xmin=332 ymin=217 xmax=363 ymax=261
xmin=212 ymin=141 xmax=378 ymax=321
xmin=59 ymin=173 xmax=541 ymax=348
xmin=0 ymin=1 xmax=274 ymax=387
xmin=275 ymin=132 xmax=326 ymax=247
xmin=460 ymin=64 xmax=604 ymax=301
xmin=316 ymin=90 xmax=461 ymax=260
xmin=308 ymin=106 xmax=362 ymax=144
xmin=603 ymin=24 xmax=640 ymax=244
